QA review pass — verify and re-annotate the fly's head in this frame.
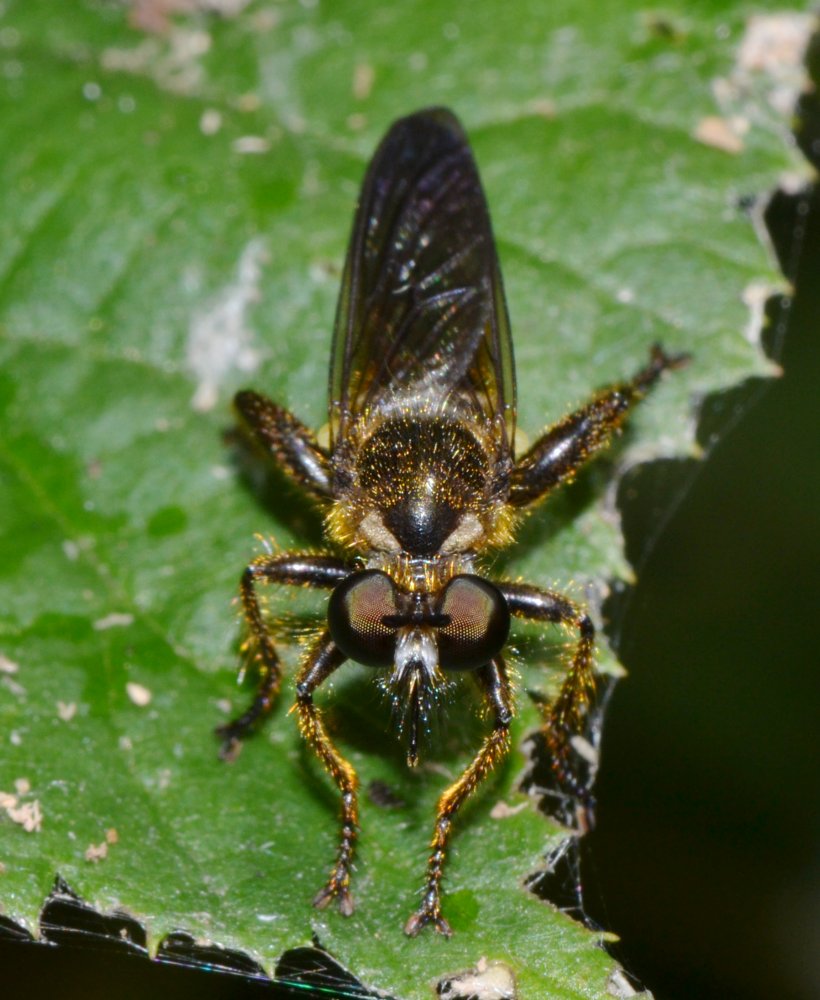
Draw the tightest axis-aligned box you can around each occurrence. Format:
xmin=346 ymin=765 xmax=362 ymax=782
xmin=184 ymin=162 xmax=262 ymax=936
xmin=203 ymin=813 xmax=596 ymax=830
xmin=327 ymin=567 xmax=510 ymax=765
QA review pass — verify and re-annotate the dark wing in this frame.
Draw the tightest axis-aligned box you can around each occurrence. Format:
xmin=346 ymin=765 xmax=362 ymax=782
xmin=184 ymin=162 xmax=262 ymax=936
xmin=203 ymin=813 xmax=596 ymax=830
xmin=328 ymin=107 xmax=515 ymax=451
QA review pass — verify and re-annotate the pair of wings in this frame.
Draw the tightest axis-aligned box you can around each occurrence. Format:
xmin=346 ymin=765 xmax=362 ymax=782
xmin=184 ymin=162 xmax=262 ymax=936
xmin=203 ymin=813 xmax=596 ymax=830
xmin=328 ymin=108 xmax=516 ymax=452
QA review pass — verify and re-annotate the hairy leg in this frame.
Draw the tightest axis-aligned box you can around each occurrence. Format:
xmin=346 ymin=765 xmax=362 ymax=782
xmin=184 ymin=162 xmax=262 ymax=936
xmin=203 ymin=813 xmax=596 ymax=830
xmin=509 ymin=344 xmax=688 ymax=507
xmin=405 ymin=657 xmax=513 ymax=937
xmin=217 ymin=553 xmax=351 ymax=756
xmin=499 ymin=583 xmax=596 ymax=803
xmin=235 ymin=390 xmax=333 ymax=499
xmin=293 ymin=633 xmax=357 ymax=915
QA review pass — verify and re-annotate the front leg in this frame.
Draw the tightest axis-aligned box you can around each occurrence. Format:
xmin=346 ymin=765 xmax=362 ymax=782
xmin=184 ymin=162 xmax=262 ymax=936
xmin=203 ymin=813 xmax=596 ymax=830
xmin=235 ymin=390 xmax=333 ymax=500
xmin=405 ymin=657 xmax=513 ymax=937
xmin=499 ymin=583 xmax=596 ymax=805
xmin=217 ymin=553 xmax=352 ymax=757
xmin=294 ymin=633 xmax=357 ymax=916
xmin=509 ymin=344 xmax=688 ymax=507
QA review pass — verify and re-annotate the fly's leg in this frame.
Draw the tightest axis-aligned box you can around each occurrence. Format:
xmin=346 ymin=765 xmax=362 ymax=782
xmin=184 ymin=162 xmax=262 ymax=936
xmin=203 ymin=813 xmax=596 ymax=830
xmin=509 ymin=344 xmax=688 ymax=507
xmin=499 ymin=583 xmax=597 ymax=806
xmin=216 ymin=554 xmax=351 ymax=758
xmin=405 ymin=658 xmax=513 ymax=937
xmin=294 ymin=634 xmax=358 ymax=916
xmin=235 ymin=390 xmax=333 ymax=499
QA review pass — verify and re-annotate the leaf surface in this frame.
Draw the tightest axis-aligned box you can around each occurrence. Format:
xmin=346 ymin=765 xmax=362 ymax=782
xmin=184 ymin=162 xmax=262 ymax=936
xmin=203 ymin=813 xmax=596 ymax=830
xmin=0 ymin=2 xmax=804 ymax=997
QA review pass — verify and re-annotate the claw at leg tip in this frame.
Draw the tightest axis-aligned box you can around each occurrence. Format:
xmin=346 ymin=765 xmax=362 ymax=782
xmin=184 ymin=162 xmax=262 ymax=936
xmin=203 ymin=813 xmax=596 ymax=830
xmin=404 ymin=909 xmax=452 ymax=938
xmin=215 ymin=729 xmax=242 ymax=762
xmin=313 ymin=884 xmax=355 ymax=917
xmin=312 ymin=886 xmax=333 ymax=910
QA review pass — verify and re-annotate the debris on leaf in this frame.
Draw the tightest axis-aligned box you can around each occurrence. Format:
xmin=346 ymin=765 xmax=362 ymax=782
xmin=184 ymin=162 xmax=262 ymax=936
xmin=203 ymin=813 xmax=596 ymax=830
xmin=693 ymin=115 xmax=744 ymax=154
xmin=0 ymin=652 xmax=20 ymax=674
xmin=57 ymin=701 xmax=77 ymax=722
xmin=94 ymin=612 xmax=135 ymax=631
xmin=437 ymin=956 xmax=516 ymax=999
xmin=126 ymin=682 xmax=152 ymax=707
xmin=1 ymin=791 xmax=43 ymax=833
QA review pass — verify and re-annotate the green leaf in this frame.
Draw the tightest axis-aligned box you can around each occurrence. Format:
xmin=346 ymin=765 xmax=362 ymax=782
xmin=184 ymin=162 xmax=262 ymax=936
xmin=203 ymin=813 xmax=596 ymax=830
xmin=0 ymin=2 xmax=804 ymax=998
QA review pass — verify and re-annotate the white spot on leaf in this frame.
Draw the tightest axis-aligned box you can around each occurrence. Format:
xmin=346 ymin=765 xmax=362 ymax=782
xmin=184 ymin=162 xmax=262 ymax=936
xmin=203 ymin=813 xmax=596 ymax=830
xmin=94 ymin=613 xmax=134 ymax=631
xmin=199 ymin=108 xmax=222 ymax=135
xmin=187 ymin=239 xmax=267 ymax=411
xmin=57 ymin=702 xmax=77 ymax=722
xmin=0 ymin=653 xmax=19 ymax=674
xmin=352 ymin=62 xmax=375 ymax=100
xmin=693 ymin=115 xmax=744 ymax=154
xmin=126 ymin=682 xmax=152 ymax=707
xmin=232 ymin=135 xmax=271 ymax=154
xmin=737 ymin=13 xmax=813 ymax=116
xmin=85 ymin=840 xmax=108 ymax=863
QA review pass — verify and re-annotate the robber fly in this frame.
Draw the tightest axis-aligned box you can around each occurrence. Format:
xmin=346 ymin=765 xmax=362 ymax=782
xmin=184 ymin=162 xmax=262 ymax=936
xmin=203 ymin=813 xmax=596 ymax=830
xmin=217 ymin=107 xmax=685 ymax=936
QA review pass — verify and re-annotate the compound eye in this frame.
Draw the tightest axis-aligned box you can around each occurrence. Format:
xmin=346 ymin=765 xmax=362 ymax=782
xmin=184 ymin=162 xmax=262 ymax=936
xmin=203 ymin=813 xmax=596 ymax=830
xmin=327 ymin=570 xmax=400 ymax=667
xmin=436 ymin=575 xmax=510 ymax=670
